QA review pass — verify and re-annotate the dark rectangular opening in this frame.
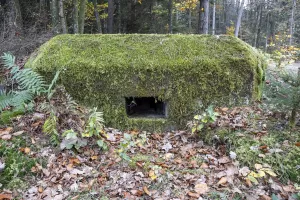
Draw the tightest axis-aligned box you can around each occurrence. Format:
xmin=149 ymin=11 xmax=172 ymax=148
xmin=125 ymin=97 xmax=166 ymax=118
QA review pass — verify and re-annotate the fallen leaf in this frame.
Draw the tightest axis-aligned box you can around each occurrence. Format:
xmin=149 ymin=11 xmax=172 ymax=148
xmin=149 ymin=170 xmax=157 ymax=180
xmin=0 ymin=193 xmax=12 ymax=200
xmin=69 ymin=158 xmax=81 ymax=165
xmin=143 ymin=186 xmax=151 ymax=196
xmin=1 ymin=135 xmax=11 ymax=140
xmin=194 ymin=183 xmax=209 ymax=194
xmin=260 ymin=195 xmax=271 ymax=200
xmin=239 ymin=166 xmax=250 ymax=176
xmin=218 ymin=156 xmax=230 ymax=164
xmin=12 ymin=131 xmax=24 ymax=136
xmin=38 ymin=186 xmax=43 ymax=193
xmin=24 ymin=147 xmax=30 ymax=154
xmin=245 ymin=178 xmax=253 ymax=187
xmin=187 ymin=191 xmax=200 ymax=198
xmin=295 ymin=142 xmax=300 ymax=147
xmin=200 ymin=163 xmax=208 ymax=169
xmin=91 ymin=156 xmax=98 ymax=160
xmin=217 ymin=177 xmax=227 ymax=185
xmin=254 ymin=163 xmax=262 ymax=170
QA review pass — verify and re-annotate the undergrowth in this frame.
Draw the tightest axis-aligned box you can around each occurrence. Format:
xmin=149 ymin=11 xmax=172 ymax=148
xmin=0 ymin=136 xmax=37 ymax=189
xmin=227 ymin=130 xmax=300 ymax=183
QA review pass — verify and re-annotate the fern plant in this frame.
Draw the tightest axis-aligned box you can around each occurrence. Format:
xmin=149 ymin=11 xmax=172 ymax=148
xmin=42 ymin=113 xmax=60 ymax=145
xmin=0 ymin=53 xmax=60 ymax=112
xmin=82 ymin=107 xmax=107 ymax=150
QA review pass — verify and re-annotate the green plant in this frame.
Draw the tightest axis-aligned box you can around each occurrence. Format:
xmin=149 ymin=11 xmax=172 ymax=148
xmin=42 ymin=113 xmax=60 ymax=145
xmin=82 ymin=107 xmax=107 ymax=151
xmin=189 ymin=105 xmax=219 ymax=134
xmin=0 ymin=53 xmax=46 ymax=111
xmin=0 ymin=137 xmax=37 ymax=189
xmin=60 ymin=129 xmax=87 ymax=150
xmin=117 ymin=133 xmax=136 ymax=161
xmin=265 ymin=69 xmax=300 ymax=127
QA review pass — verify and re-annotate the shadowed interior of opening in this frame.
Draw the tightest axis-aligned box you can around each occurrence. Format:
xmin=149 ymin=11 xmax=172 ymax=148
xmin=125 ymin=97 xmax=166 ymax=118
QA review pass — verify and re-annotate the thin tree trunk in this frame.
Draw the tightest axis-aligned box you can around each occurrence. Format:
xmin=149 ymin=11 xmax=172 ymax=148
xmin=188 ymin=9 xmax=192 ymax=33
xmin=198 ymin=0 xmax=204 ymax=34
xmin=168 ymin=0 xmax=173 ymax=33
xmin=8 ymin=0 xmax=23 ymax=38
xmin=212 ymin=0 xmax=216 ymax=35
xmin=59 ymin=0 xmax=67 ymax=33
xmin=51 ymin=0 xmax=59 ymax=33
xmin=234 ymin=0 xmax=245 ymax=37
xmin=203 ymin=0 xmax=209 ymax=34
xmin=265 ymin=13 xmax=269 ymax=51
xmin=78 ymin=0 xmax=86 ymax=34
xmin=39 ymin=0 xmax=47 ymax=30
xmin=107 ymin=0 xmax=114 ymax=33
xmin=73 ymin=0 xmax=79 ymax=33
xmin=289 ymin=0 xmax=296 ymax=46
xmin=253 ymin=3 xmax=262 ymax=47
xmin=118 ymin=0 xmax=121 ymax=33
xmin=93 ymin=0 xmax=102 ymax=33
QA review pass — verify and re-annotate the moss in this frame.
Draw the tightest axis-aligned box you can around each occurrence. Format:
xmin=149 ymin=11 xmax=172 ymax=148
xmin=0 ymin=109 xmax=24 ymax=125
xmin=0 ymin=137 xmax=36 ymax=189
xmin=26 ymin=34 xmax=266 ymax=130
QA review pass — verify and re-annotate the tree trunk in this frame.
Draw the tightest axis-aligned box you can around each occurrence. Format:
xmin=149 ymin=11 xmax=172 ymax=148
xmin=73 ymin=0 xmax=79 ymax=33
xmin=93 ymin=0 xmax=102 ymax=33
xmin=51 ymin=0 xmax=59 ymax=33
xmin=168 ymin=0 xmax=173 ymax=34
xmin=118 ymin=0 xmax=121 ymax=33
xmin=212 ymin=0 xmax=216 ymax=35
xmin=188 ymin=9 xmax=192 ymax=33
xmin=78 ymin=0 xmax=86 ymax=34
xmin=59 ymin=0 xmax=67 ymax=33
xmin=265 ymin=13 xmax=269 ymax=51
xmin=198 ymin=0 xmax=204 ymax=34
xmin=253 ymin=3 xmax=262 ymax=47
xmin=39 ymin=0 xmax=47 ymax=30
xmin=8 ymin=0 xmax=23 ymax=38
xmin=289 ymin=0 xmax=296 ymax=46
xmin=234 ymin=0 xmax=245 ymax=37
xmin=203 ymin=0 xmax=209 ymax=34
xmin=107 ymin=0 xmax=114 ymax=33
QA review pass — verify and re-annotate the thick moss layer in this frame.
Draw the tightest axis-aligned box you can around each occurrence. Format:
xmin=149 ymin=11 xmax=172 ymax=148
xmin=26 ymin=34 xmax=266 ymax=131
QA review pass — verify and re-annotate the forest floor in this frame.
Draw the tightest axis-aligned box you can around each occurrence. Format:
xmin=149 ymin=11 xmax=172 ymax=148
xmin=0 ymin=64 xmax=300 ymax=200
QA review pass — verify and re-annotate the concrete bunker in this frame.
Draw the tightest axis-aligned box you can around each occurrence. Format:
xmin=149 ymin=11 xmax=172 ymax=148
xmin=26 ymin=34 xmax=266 ymax=131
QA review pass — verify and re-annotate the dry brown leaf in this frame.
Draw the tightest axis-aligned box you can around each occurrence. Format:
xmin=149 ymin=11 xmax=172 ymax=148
xmin=69 ymin=158 xmax=81 ymax=165
xmin=194 ymin=183 xmax=209 ymax=194
xmin=1 ymin=135 xmax=11 ymax=140
xmin=187 ymin=191 xmax=200 ymax=198
xmin=295 ymin=142 xmax=300 ymax=147
xmin=143 ymin=186 xmax=151 ymax=196
xmin=217 ymin=177 xmax=227 ymax=185
xmin=91 ymin=156 xmax=98 ymax=160
xmin=38 ymin=186 xmax=43 ymax=193
xmin=12 ymin=131 xmax=24 ymax=136
xmin=260 ymin=195 xmax=271 ymax=200
xmin=0 ymin=193 xmax=12 ymax=200
xmin=24 ymin=147 xmax=31 ymax=154
xmin=200 ymin=163 xmax=208 ymax=169
xmin=245 ymin=178 xmax=253 ymax=187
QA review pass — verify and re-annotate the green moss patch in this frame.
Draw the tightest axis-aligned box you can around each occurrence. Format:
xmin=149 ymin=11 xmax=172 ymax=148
xmin=0 ymin=137 xmax=36 ymax=189
xmin=26 ymin=34 xmax=266 ymax=130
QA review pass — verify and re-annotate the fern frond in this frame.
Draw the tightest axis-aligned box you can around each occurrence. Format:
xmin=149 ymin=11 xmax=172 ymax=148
xmin=12 ymin=90 xmax=34 ymax=109
xmin=0 ymin=91 xmax=14 ymax=111
xmin=13 ymin=68 xmax=46 ymax=95
xmin=47 ymin=71 xmax=61 ymax=99
xmin=1 ymin=53 xmax=16 ymax=69
xmin=43 ymin=114 xmax=58 ymax=135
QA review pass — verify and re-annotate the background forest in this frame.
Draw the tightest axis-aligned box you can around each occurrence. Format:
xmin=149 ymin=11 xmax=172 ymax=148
xmin=0 ymin=0 xmax=299 ymax=57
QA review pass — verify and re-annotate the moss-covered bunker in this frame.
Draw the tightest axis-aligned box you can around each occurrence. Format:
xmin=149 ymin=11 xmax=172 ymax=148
xmin=26 ymin=34 xmax=266 ymax=131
